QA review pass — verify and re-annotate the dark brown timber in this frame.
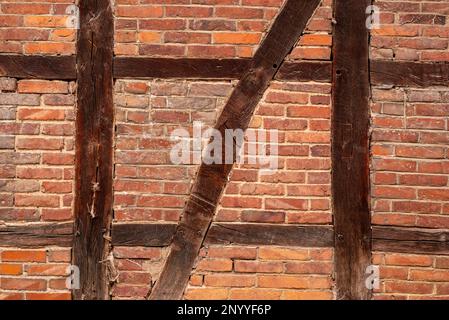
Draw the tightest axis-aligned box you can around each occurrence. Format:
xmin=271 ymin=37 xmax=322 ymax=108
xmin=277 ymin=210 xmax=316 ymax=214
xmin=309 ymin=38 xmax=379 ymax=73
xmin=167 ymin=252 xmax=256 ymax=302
xmin=73 ymin=0 xmax=114 ymax=300
xmin=275 ymin=61 xmax=332 ymax=82
xmin=371 ymin=61 xmax=449 ymax=87
xmin=0 ymin=55 xmax=76 ymax=79
xmin=112 ymin=223 xmax=177 ymax=247
xmin=114 ymin=57 xmax=332 ymax=82
xmin=0 ymin=222 xmax=72 ymax=247
xmin=332 ymin=0 xmax=372 ymax=300
xmin=206 ymin=223 xmax=334 ymax=247
xmin=114 ymin=57 xmax=251 ymax=79
xmin=110 ymin=223 xmax=334 ymax=248
xmin=373 ymin=226 xmax=449 ymax=255
xmin=150 ymin=0 xmax=321 ymax=300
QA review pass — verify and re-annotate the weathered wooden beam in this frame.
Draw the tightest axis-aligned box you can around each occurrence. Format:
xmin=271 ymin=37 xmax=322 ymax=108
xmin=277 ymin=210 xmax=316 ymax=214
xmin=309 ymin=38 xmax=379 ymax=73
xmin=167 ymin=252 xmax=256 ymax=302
xmin=110 ymin=223 xmax=334 ymax=248
xmin=112 ymin=223 xmax=176 ymax=247
xmin=0 ymin=222 xmax=72 ymax=247
xmin=150 ymin=0 xmax=321 ymax=300
xmin=373 ymin=226 xmax=449 ymax=256
xmin=206 ymin=223 xmax=334 ymax=247
xmin=275 ymin=61 xmax=332 ymax=82
xmin=0 ymin=55 xmax=76 ymax=79
xmin=371 ymin=61 xmax=449 ymax=87
xmin=114 ymin=57 xmax=251 ymax=79
xmin=73 ymin=0 xmax=114 ymax=300
xmin=113 ymin=57 xmax=332 ymax=82
xmin=332 ymin=0 xmax=372 ymax=300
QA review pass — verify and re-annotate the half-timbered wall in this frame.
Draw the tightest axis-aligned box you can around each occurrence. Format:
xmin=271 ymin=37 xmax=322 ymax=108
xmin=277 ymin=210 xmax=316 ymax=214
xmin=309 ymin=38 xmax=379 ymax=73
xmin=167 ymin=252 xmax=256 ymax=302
xmin=0 ymin=0 xmax=448 ymax=300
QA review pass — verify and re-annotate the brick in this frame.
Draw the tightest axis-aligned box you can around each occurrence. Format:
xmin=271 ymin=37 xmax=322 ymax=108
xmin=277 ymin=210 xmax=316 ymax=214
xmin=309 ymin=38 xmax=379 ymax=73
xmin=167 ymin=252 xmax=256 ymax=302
xmin=0 ymin=93 xmax=40 ymax=105
xmin=26 ymin=292 xmax=71 ymax=300
xmin=0 ymin=77 xmax=17 ymax=91
xmin=229 ymin=288 xmax=281 ymax=300
xmin=48 ymin=249 xmax=71 ymax=262
xmin=1 ymin=278 xmax=46 ymax=291
xmin=234 ymin=260 xmax=283 ymax=273
xmin=410 ymin=269 xmax=449 ymax=282
xmin=113 ymin=284 xmax=149 ymax=297
xmin=384 ymin=281 xmax=433 ymax=294
xmin=384 ymin=254 xmax=433 ymax=267
xmin=17 ymin=108 xmax=65 ymax=121
xmin=284 ymin=262 xmax=333 ymax=274
xmin=0 ymin=263 xmax=23 ymax=275
xmin=118 ymin=272 xmax=151 ymax=285
xmin=213 ymin=33 xmax=261 ymax=44
xmin=241 ymin=210 xmax=285 ymax=223
xmin=258 ymin=275 xmax=330 ymax=289
xmin=184 ymin=288 xmax=229 ymax=300
xmin=26 ymin=264 xmax=68 ymax=276
xmin=281 ymin=291 xmax=333 ymax=300
xmin=41 ymin=208 xmax=72 ymax=221
xmin=16 ymin=138 xmax=63 ymax=150
xmin=18 ymin=80 xmax=67 ymax=94
xmin=116 ymin=5 xmax=163 ymax=18
xmin=190 ymin=19 xmax=236 ymax=31
xmin=259 ymin=247 xmax=309 ymax=261
xmin=0 ymin=292 xmax=24 ymax=300
xmin=114 ymin=247 xmax=161 ymax=259
xmin=204 ymin=274 xmax=256 ymax=287
xmin=196 ymin=258 xmax=233 ymax=272
xmin=15 ymin=194 xmax=60 ymax=207
xmin=207 ymin=246 xmax=257 ymax=259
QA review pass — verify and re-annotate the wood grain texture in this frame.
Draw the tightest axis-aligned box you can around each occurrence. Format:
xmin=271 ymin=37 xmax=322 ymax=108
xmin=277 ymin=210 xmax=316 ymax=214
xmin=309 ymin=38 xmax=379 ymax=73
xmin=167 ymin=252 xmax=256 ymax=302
xmin=0 ymin=55 xmax=76 ymax=79
xmin=371 ymin=60 xmax=449 ymax=87
xmin=114 ymin=57 xmax=251 ymax=79
xmin=275 ymin=61 xmax=332 ymax=82
xmin=110 ymin=223 xmax=333 ymax=248
xmin=73 ymin=0 xmax=114 ymax=300
xmin=332 ymin=0 xmax=372 ymax=300
xmin=373 ymin=226 xmax=449 ymax=255
xmin=149 ymin=0 xmax=321 ymax=300
xmin=112 ymin=223 xmax=177 ymax=247
xmin=114 ymin=58 xmax=332 ymax=81
xmin=206 ymin=223 xmax=334 ymax=247
xmin=0 ymin=222 xmax=72 ymax=247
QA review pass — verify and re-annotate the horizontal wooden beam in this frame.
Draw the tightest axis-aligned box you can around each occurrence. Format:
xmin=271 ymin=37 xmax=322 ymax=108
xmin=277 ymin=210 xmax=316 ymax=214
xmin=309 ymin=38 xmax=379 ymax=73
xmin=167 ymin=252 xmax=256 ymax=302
xmin=372 ymin=226 xmax=449 ymax=255
xmin=111 ymin=222 xmax=333 ymax=247
xmin=3 ymin=56 xmax=445 ymax=87
xmin=112 ymin=223 xmax=176 ymax=246
xmin=113 ymin=57 xmax=251 ymax=79
xmin=371 ymin=61 xmax=449 ymax=87
xmin=2 ymin=222 xmax=447 ymax=257
xmin=0 ymin=55 xmax=76 ymax=79
xmin=113 ymin=57 xmax=332 ymax=82
xmin=0 ymin=222 xmax=72 ymax=247
xmin=206 ymin=223 xmax=334 ymax=247
xmin=275 ymin=61 xmax=332 ymax=82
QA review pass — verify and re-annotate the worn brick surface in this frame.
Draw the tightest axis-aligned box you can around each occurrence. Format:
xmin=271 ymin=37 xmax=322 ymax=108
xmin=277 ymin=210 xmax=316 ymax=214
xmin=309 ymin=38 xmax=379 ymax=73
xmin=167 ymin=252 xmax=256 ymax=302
xmin=371 ymin=0 xmax=449 ymax=61
xmin=0 ymin=0 xmax=76 ymax=55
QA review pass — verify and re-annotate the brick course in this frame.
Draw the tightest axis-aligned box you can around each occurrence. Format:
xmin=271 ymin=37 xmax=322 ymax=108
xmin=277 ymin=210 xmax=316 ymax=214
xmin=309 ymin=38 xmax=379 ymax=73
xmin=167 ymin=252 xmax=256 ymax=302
xmin=1 ymin=0 xmax=449 ymax=300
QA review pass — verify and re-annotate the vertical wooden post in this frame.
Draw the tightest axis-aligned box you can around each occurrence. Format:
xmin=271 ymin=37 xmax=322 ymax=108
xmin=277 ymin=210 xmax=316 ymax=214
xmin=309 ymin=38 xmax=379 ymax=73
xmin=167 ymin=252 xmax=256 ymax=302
xmin=73 ymin=0 xmax=114 ymax=300
xmin=332 ymin=0 xmax=372 ymax=299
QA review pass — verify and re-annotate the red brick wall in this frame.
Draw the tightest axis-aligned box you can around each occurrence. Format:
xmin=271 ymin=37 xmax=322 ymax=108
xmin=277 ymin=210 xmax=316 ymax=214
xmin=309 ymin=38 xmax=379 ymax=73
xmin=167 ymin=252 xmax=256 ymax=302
xmin=371 ymin=0 xmax=449 ymax=61
xmin=1 ymin=0 xmax=449 ymax=300
xmin=185 ymin=246 xmax=333 ymax=300
xmin=0 ymin=78 xmax=74 ymax=299
xmin=369 ymin=0 xmax=449 ymax=299
xmin=110 ymin=0 xmax=334 ymax=300
xmin=0 ymin=0 xmax=76 ymax=55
